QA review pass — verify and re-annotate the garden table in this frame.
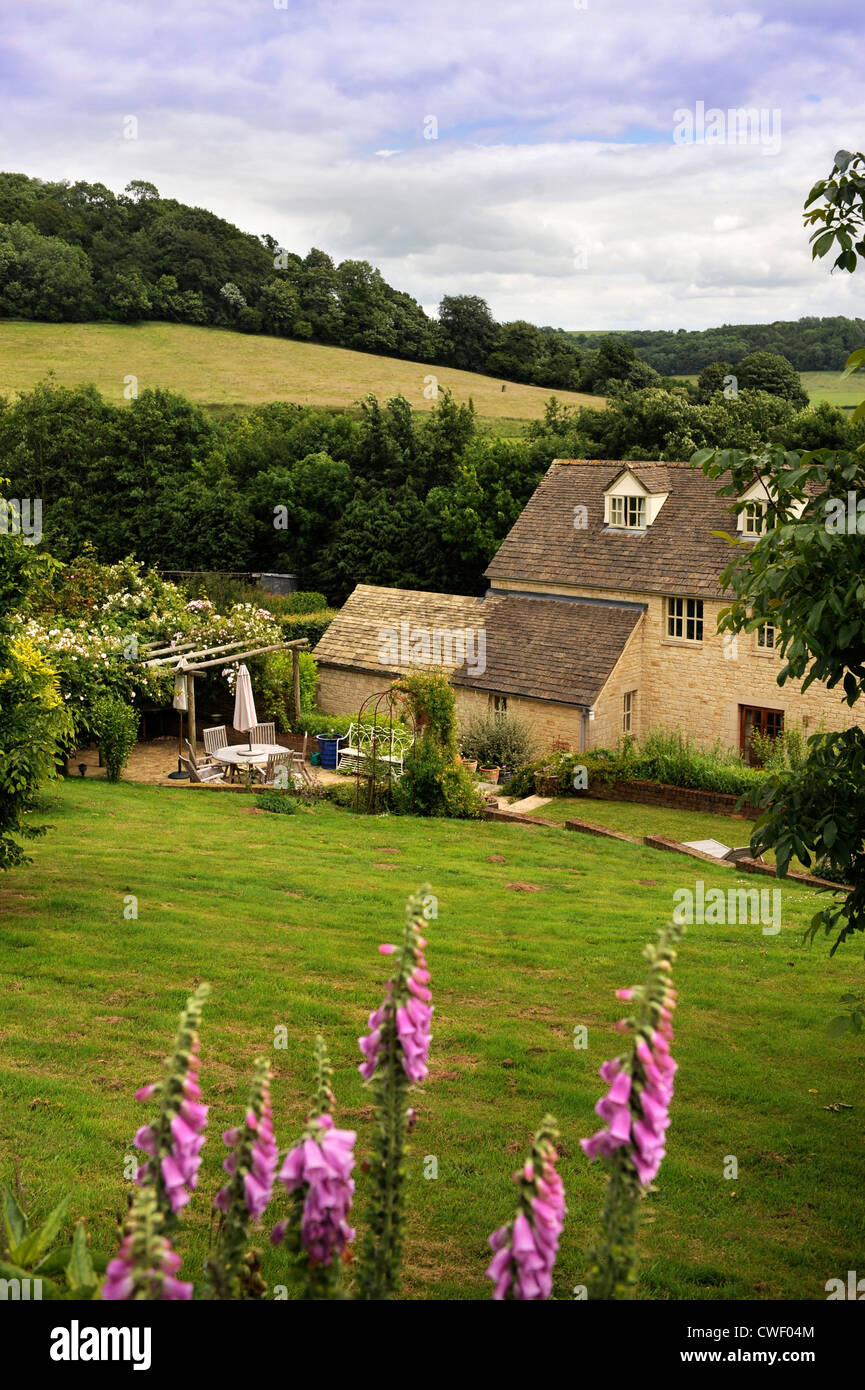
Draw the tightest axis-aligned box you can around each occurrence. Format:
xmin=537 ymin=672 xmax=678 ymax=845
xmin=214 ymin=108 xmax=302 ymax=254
xmin=213 ymin=743 xmax=288 ymax=782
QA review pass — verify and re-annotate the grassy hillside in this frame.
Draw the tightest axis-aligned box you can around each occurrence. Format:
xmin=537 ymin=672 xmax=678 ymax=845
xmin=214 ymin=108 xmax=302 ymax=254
xmin=0 ymin=320 xmax=603 ymax=422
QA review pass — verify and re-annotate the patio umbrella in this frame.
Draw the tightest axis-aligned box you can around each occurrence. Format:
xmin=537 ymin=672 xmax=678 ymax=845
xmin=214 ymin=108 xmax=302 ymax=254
xmin=233 ymin=663 xmax=258 ymax=750
xmin=168 ymin=657 xmax=190 ymax=779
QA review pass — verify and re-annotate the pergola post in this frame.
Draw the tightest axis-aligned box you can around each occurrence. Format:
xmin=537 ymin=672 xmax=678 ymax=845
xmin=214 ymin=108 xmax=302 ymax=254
xmin=292 ymin=647 xmax=301 ymax=725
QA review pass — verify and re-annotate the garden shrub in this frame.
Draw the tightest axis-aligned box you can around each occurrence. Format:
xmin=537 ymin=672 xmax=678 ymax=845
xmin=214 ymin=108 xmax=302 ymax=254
xmin=0 ymin=523 xmax=74 ymax=868
xmin=391 ymin=671 xmax=484 ymax=818
xmin=507 ymin=728 xmax=766 ymax=800
xmin=279 ymin=610 xmax=336 ymax=647
xmin=321 ymin=781 xmax=361 ymax=810
xmin=258 ymin=650 xmax=318 ymax=732
xmin=255 ymin=790 xmax=297 ymax=815
xmin=458 ymin=709 xmax=534 ymax=770
xmin=93 ymin=695 xmax=139 ymax=782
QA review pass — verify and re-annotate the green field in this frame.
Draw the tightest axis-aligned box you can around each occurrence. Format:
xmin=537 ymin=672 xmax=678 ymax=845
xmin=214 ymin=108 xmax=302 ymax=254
xmin=0 ymin=320 xmax=603 ymax=424
xmin=1 ymin=780 xmax=862 ymax=1300
xmin=681 ymin=369 xmax=862 ymax=409
xmin=800 ymin=370 xmax=862 ymax=408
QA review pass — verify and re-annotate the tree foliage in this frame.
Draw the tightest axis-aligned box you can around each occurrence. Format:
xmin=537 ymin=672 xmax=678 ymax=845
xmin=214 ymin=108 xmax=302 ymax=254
xmin=0 ymin=511 xmax=73 ymax=868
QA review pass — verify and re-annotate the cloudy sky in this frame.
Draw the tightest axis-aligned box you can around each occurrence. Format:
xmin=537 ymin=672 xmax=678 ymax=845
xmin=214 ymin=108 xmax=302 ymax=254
xmin=2 ymin=0 xmax=864 ymax=330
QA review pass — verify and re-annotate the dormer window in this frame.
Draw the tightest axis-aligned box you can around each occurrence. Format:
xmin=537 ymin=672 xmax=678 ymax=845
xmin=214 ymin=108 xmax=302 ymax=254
xmin=610 ymin=495 xmax=646 ymax=529
xmin=604 ymin=467 xmax=667 ymax=529
xmin=742 ymin=500 xmax=768 ymax=538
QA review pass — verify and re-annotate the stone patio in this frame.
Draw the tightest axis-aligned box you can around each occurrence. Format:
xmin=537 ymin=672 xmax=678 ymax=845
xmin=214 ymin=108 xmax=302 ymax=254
xmin=66 ymin=738 xmax=344 ymax=788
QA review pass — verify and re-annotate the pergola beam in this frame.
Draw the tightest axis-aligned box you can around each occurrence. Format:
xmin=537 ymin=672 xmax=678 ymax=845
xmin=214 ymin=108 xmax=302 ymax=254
xmin=183 ymin=639 xmax=308 ymax=673
xmin=145 ymin=639 xmax=261 ymax=668
xmin=163 ymin=638 xmax=309 ymax=749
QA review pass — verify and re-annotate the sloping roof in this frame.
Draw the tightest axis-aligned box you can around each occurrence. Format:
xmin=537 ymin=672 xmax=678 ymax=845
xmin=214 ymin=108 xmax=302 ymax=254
xmin=453 ymin=594 xmax=643 ymax=706
xmin=608 ymin=463 xmax=672 ymax=494
xmin=486 ymin=459 xmax=736 ymax=599
xmin=313 ymin=584 xmax=485 ymax=673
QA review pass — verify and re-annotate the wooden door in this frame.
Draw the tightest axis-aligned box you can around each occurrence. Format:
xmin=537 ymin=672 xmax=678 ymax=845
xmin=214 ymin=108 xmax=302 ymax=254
xmin=739 ymin=705 xmax=784 ymax=764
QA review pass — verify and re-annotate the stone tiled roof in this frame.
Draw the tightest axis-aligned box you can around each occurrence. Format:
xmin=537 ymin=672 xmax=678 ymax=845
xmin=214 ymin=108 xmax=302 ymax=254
xmin=452 ymin=594 xmax=643 ymax=706
xmin=314 ymin=584 xmax=643 ymax=708
xmin=609 ymin=462 xmax=673 ymax=494
xmin=313 ymin=584 xmax=485 ymax=672
xmin=485 ymin=459 xmax=737 ymax=598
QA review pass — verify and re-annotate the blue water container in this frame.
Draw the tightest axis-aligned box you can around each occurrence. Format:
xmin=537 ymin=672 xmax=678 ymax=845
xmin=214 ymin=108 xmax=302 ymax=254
xmin=316 ymin=733 xmax=344 ymax=770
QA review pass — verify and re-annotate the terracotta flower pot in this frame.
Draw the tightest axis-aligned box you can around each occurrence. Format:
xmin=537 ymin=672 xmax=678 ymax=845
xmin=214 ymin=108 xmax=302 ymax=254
xmin=479 ymin=765 xmax=500 ymax=784
xmin=462 ymin=759 xmax=478 ymax=774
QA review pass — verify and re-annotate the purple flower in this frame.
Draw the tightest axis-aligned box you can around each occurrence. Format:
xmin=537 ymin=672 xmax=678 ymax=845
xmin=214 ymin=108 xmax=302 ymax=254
xmin=132 ymin=985 xmax=210 ymax=1219
xmin=275 ymin=1114 xmax=356 ymax=1266
xmin=486 ymin=1119 xmax=566 ymax=1301
xmin=581 ymin=978 xmax=678 ymax=1186
xmin=136 ymin=1044 xmax=208 ymax=1213
xmin=102 ymin=1191 xmax=193 ymax=1302
xmin=358 ymin=931 xmax=433 ymax=1086
xmin=215 ymin=1076 xmax=278 ymax=1220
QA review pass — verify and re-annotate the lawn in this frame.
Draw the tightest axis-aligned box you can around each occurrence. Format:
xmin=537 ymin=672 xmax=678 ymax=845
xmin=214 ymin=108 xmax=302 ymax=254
xmin=0 ymin=320 xmax=604 ymax=426
xmin=526 ymin=795 xmax=813 ymax=872
xmin=1 ymin=780 xmax=862 ymax=1301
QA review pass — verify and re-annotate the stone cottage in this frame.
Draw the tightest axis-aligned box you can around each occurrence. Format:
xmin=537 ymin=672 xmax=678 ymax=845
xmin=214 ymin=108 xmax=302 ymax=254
xmin=313 ymin=459 xmax=861 ymax=757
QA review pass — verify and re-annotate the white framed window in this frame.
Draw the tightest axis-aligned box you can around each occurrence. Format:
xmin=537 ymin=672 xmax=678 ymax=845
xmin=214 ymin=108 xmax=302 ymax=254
xmin=609 ymin=494 xmax=646 ymax=529
xmin=742 ymin=500 xmax=768 ymax=537
xmin=623 ymin=690 xmax=635 ymax=734
xmin=490 ymin=694 xmax=508 ymax=715
xmin=667 ymin=596 xmax=704 ymax=643
xmin=756 ymin=621 xmax=777 ymax=650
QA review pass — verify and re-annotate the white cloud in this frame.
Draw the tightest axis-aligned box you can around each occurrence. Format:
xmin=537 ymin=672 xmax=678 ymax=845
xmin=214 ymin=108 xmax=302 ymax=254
xmin=1 ymin=0 xmax=864 ymax=329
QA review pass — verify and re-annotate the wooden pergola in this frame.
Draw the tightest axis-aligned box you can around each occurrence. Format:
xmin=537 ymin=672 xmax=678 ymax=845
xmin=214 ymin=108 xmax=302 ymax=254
xmin=142 ymin=637 xmax=308 ymax=747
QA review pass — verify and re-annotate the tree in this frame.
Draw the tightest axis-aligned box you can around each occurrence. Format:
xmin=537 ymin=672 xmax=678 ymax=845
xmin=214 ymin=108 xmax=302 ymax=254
xmin=486 ymin=320 xmax=545 ymax=383
xmin=438 ymin=294 xmax=498 ymax=372
xmin=258 ymin=278 xmax=301 ymax=336
xmin=0 ymin=221 xmax=93 ymax=320
xmin=124 ymin=180 xmax=160 ymax=204
xmin=736 ymin=351 xmax=809 ymax=408
xmin=697 ymin=360 xmax=733 ymax=401
xmin=683 ymin=150 xmax=865 ymax=956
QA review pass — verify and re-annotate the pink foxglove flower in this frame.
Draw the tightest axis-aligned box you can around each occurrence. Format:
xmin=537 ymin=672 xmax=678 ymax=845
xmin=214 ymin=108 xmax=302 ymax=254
xmin=581 ymin=922 xmax=684 ymax=1300
xmin=276 ymin=1113 xmax=356 ymax=1265
xmin=204 ymin=1058 xmax=278 ymax=1299
xmin=103 ymin=1189 xmax=192 ymax=1301
xmin=486 ymin=1116 xmax=566 ymax=1301
xmin=358 ymin=913 xmax=432 ymax=1085
xmin=356 ymin=889 xmax=434 ymax=1301
xmin=215 ymin=1060 xmax=278 ymax=1219
xmin=133 ymin=984 xmax=210 ymax=1221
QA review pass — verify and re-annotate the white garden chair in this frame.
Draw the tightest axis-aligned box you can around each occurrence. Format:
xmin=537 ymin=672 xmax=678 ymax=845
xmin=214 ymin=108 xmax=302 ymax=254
xmin=202 ymin=725 xmax=228 ymax=764
xmin=257 ymin=751 xmax=295 ymax=788
xmin=183 ymin=742 xmax=224 ymax=784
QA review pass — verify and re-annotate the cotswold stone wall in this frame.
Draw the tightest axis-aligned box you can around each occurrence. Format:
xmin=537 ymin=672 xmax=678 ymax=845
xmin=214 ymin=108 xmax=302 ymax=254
xmin=314 ymin=664 xmax=399 ymax=717
xmin=581 ymin=781 xmax=759 ymax=818
xmin=500 ymin=580 xmax=862 ymax=751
